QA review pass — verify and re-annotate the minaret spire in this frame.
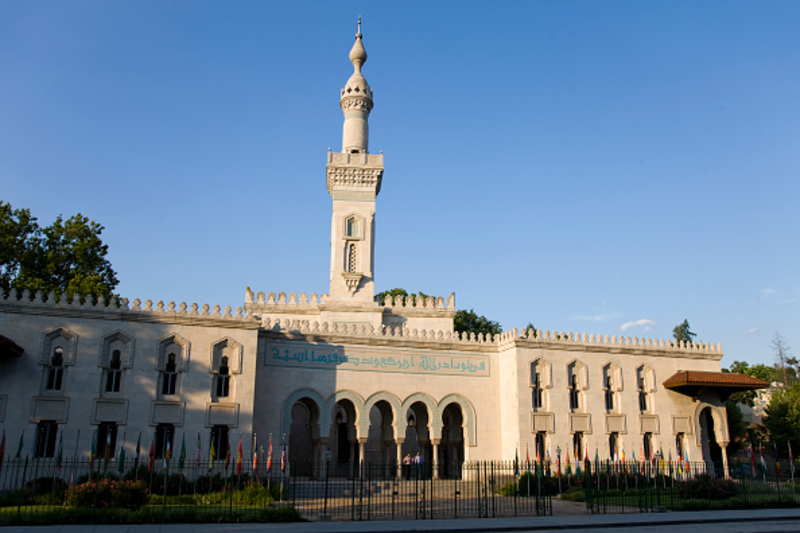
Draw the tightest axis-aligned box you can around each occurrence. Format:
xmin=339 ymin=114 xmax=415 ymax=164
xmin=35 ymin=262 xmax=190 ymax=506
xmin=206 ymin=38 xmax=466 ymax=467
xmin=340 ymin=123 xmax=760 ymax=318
xmin=326 ymin=21 xmax=384 ymax=304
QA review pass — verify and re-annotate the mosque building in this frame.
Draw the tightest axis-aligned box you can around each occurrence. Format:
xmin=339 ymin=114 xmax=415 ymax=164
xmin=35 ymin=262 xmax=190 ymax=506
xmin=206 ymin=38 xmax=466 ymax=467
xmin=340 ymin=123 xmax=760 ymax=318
xmin=0 ymin=22 xmax=767 ymax=477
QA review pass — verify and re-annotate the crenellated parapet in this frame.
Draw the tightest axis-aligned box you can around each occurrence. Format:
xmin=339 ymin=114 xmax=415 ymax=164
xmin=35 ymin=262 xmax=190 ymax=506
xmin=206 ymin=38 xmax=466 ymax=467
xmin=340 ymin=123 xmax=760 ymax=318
xmin=0 ymin=289 xmax=260 ymax=329
xmin=378 ymin=292 xmax=456 ymax=310
xmin=258 ymin=317 xmax=723 ymax=359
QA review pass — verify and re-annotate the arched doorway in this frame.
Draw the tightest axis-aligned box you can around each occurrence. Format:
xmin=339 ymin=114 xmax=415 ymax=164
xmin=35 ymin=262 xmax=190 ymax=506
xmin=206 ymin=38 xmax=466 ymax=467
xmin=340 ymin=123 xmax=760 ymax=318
xmin=699 ymin=407 xmax=723 ymax=465
xmin=288 ymin=397 xmax=320 ymax=477
xmin=364 ymin=400 xmax=395 ymax=469
xmin=440 ymin=403 xmax=465 ymax=479
xmin=332 ymin=399 xmax=358 ymax=477
xmin=403 ymin=401 xmax=432 ymax=478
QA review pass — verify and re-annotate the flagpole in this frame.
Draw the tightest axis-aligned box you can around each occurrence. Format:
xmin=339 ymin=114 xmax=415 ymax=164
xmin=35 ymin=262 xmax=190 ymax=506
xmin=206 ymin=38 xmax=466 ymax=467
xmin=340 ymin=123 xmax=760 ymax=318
xmin=70 ymin=429 xmax=79 ymax=487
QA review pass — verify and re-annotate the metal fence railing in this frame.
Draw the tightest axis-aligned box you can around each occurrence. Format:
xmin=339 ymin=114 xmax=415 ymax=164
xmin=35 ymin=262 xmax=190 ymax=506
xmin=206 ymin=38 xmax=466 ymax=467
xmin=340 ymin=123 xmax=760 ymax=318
xmin=582 ymin=460 xmax=800 ymax=514
xmin=4 ymin=455 xmax=800 ymax=523
xmin=0 ymin=457 xmax=553 ymax=523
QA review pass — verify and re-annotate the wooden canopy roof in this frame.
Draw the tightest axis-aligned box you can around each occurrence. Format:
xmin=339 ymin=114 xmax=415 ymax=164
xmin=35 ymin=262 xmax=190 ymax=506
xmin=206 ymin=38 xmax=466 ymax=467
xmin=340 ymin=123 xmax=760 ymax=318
xmin=663 ymin=371 xmax=769 ymax=401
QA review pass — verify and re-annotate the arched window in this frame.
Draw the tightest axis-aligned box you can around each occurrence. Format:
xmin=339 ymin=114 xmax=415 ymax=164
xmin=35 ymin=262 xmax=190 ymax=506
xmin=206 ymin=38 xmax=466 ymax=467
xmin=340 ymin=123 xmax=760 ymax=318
xmin=216 ymin=356 xmax=230 ymax=398
xmin=46 ymin=347 xmax=64 ymax=391
xmin=569 ymin=374 xmax=579 ymax=410
xmin=105 ymin=350 xmax=123 ymax=393
xmin=604 ymin=375 xmax=615 ymax=411
xmin=531 ymin=364 xmax=543 ymax=410
xmin=161 ymin=353 xmax=178 ymax=396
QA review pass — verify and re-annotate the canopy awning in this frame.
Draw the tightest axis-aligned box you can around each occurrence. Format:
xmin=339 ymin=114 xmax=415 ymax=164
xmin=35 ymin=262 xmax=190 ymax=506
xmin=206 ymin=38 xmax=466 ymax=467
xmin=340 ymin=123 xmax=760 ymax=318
xmin=0 ymin=334 xmax=24 ymax=360
xmin=663 ymin=371 xmax=769 ymax=401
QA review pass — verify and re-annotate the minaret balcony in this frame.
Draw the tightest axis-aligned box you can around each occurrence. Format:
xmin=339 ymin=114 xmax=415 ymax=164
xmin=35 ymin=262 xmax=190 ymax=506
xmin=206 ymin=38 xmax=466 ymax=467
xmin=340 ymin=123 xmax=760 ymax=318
xmin=341 ymin=272 xmax=363 ymax=293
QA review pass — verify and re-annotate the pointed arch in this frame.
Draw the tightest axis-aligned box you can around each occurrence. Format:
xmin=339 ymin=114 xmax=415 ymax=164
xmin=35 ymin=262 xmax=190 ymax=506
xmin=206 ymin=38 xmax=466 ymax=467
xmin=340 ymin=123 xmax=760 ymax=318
xmin=100 ymin=330 xmax=135 ymax=368
xmin=40 ymin=327 xmax=78 ymax=366
xmin=325 ymin=390 xmax=366 ymax=439
xmin=282 ymin=388 xmax=326 ymax=439
xmin=438 ymin=394 xmax=477 ymax=446
xmin=365 ymin=391 xmax=403 ymax=439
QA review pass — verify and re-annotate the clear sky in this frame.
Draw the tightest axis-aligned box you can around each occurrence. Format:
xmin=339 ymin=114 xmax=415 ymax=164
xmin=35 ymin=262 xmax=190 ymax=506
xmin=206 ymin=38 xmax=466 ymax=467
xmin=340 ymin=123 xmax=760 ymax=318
xmin=2 ymin=1 xmax=798 ymax=368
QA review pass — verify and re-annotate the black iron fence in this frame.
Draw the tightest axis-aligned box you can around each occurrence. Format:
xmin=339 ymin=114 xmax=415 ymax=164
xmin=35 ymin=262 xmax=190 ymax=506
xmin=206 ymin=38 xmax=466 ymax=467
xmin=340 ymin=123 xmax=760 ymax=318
xmin=0 ymin=457 xmax=552 ymax=523
xmin=582 ymin=460 xmax=800 ymax=514
xmin=5 ymin=455 xmax=800 ymax=523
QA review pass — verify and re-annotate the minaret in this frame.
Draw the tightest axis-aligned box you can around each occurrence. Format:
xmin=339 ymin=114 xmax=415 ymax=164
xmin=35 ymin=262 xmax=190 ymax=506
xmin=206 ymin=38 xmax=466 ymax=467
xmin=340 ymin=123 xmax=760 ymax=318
xmin=326 ymin=18 xmax=384 ymax=304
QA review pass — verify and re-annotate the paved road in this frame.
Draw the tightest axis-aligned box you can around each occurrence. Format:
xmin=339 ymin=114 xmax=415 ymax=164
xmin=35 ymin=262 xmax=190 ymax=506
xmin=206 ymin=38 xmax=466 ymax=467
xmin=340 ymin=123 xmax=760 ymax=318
xmin=4 ymin=509 xmax=800 ymax=532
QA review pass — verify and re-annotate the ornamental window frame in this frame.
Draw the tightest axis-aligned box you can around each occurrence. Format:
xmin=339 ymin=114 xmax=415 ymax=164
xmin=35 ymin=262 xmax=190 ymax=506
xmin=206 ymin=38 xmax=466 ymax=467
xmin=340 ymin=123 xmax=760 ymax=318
xmin=209 ymin=338 xmax=243 ymax=402
xmin=156 ymin=334 xmax=189 ymax=399
xmin=39 ymin=327 xmax=78 ymax=395
xmin=99 ymin=331 xmax=134 ymax=397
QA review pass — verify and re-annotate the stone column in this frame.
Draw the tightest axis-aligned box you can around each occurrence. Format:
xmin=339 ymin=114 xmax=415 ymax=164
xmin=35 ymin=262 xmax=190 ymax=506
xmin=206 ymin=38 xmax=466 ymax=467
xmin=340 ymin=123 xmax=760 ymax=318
xmin=721 ymin=442 xmax=730 ymax=479
xmin=395 ymin=437 xmax=405 ymax=479
xmin=358 ymin=438 xmax=367 ymax=476
xmin=349 ymin=439 xmax=356 ymax=477
xmin=312 ymin=437 xmax=321 ymax=479
xmin=432 ymin=439 xmax=441 ymax=480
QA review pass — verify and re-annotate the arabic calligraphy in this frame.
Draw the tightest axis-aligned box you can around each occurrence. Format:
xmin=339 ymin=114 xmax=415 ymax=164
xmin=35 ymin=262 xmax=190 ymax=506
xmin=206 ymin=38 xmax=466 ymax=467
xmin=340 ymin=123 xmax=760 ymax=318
xmin=265 ymin=345 xmax=488 ymax=376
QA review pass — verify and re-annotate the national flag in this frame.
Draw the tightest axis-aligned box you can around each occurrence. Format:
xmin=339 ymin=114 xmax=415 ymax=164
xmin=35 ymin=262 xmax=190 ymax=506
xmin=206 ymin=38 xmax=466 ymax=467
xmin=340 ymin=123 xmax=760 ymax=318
xmin=117 ymin=432 xmax=126 ymax=474
xmin=104 ymin=429 xmax=112 ymax=470
xmin=789 ymin=442 xmax=795 ymax=478
xmin=556 ymin=448 xmax=561 ymax=477
xmin=565 ymin=446 xmax=572 ymax=476
xmin=659 ymin=448 xmax=665 ymax=475
xmin=134 ymin=432 xmax=141 ymax=471
xmin=148 ymin=438 xmax=155 ymax=474
xmin=773 ymin=442 xmax=781 ymax=480
xmin=179 ymin=434 xmax=186 ymax=472
xmin=55 ymin=430 xmax=64 ymax=472
xmin=575 ymin=447 xmax=581 ymax=476
xmin=280 ymin=441 xmax=287 ymax=474
xmin=236 ymin=436 xmax=243 ymax=475
xmin=209 ymin=437 xmax=216 ymax=472
xmin=266 ymin=435 xmax=273 ymax=473
xmin=89 ymin=431 xmax=97 ymax=470
xmin=514 ymin=448 xmax=520 ymax=476
xmin=163 ymin=439 xmax=171 ymax=472
xmin=750 ymin=443 xmax=758 ymax=477
xmin=15 ymin=431 xmax=24 ymax=459
xmin=525 ymin=443 xmax=530 ymax=465
xmin=546 ymin=449 xmax=551 ymax=476
xmin=252 ymin=434 xmax=258 ymax=476
xmin=631 ymin=451 xmax=637 ymax=476
xmin=196 ymin=433 xmax=202 ymax=469
xmin=225 ymin=448 xmax=231 ymax=471
xmin=0 ymin=431 xmax=5 ymax=473
xmin=759 ymin=443 xmax=767 ymax=475
xmin=668 ymin=449 xmax=673 ymax=477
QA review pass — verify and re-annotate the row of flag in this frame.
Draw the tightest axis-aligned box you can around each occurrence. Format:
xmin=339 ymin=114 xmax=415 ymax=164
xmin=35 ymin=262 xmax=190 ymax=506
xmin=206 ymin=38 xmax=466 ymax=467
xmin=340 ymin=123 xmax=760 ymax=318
xmin=513 ymin=440 xmax=797 ymax=480
xmin=0 ymin=430 xmax=288 ymax=477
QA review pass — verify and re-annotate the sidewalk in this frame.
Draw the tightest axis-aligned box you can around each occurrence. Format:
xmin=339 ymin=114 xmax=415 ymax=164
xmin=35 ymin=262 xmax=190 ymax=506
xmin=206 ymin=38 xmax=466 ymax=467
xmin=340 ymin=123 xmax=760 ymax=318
xmin=4 ymin=508 xmax=800 ymax=533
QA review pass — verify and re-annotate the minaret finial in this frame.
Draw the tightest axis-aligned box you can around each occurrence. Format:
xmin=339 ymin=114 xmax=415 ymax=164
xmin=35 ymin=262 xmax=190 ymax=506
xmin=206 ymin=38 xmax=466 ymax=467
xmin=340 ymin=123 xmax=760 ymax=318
xmin=357 ymin=16 xmax=362 ymax=37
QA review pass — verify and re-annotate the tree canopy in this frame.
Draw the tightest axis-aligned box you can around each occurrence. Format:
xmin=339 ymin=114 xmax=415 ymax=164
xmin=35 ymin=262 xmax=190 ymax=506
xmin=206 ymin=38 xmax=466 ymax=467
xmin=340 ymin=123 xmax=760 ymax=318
xmin=763 ymin=384 xmax=800 ymax=453
xmin=672 ymin=319 xmax=697 ymax=345
xmin=454 ymin=309 xmax=502 ymax=336
xmin=0 ymin=202 xmax=119 ymax=302
xmin=374 ymin=287 xmax=430 ymax=305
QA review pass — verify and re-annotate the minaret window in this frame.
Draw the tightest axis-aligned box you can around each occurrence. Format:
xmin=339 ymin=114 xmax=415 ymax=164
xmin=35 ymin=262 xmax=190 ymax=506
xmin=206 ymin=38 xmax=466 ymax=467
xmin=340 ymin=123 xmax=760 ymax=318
xmin=46 ymin=347 xmax=64 ymax=391
xmin=347 ymin=242 xmax=357 ymax=273
xmin=532 ymin=370 xmax=542 ymax=410
xmin=569 ymin=374 xmax=580 ymax=410
xmin=345 ymin=217 xmax=359 ymax=238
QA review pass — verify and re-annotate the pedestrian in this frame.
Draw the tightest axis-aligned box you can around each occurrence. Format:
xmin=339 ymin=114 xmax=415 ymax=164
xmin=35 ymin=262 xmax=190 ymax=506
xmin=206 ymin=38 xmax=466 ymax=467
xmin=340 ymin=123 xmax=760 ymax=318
xmin=415 ymin=451 xmax=425 ymax=479
xmin=403 ymin=453 xmax=412 ymax=480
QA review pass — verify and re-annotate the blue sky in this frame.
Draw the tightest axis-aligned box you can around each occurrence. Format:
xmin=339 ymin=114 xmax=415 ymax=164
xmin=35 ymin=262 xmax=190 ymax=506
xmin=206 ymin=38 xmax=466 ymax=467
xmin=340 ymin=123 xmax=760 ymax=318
xmin=2 ymin=1 xmax=798 ymax=367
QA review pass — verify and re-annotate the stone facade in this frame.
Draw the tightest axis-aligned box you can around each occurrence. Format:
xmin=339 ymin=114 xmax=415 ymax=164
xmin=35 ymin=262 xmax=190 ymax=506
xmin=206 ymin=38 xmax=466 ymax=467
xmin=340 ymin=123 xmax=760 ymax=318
xmin=0 ymin=23 xmax=733 ymax=476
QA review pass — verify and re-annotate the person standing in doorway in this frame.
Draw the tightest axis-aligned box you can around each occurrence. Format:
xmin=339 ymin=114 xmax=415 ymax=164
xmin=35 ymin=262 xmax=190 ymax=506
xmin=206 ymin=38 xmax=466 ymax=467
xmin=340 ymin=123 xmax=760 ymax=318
xmin=415 ymin=452 xmax=425 ymax=479
xmin=403 ymin=453 xmax=412 ymax=480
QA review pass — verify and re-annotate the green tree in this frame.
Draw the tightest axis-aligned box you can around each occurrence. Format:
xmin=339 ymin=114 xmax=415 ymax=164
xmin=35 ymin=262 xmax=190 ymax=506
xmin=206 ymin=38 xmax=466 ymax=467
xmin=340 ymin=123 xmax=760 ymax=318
xmin=724 ymin=360 xmax=776 ymax=406
xmin=763 ymin=384 xmax=800 ymax=451
xmin=0 ymin=202 xmax=119 ymax=302
xmin=0 ymin=203 xmax=38 ymax=294
xmin=724 ymin=399 xmax=747 ymax=457
xmin=672 ymin=319 xmax=696 ymax=345
xmin=771 ymin=333 xmax=794 ymax=387
xmin=454 ymin=309 xmax=502 ymax=336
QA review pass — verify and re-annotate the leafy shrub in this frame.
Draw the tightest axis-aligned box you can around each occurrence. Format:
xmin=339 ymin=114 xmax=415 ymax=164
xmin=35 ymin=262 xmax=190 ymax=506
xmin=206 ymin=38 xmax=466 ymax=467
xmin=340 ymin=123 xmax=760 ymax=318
xmin=675 ymin=474 xmax=740 ymax=500
xmin=65 ymin=480 xmax=149 ymax=510
xmin=559 ymin=489 xmax=585 ymax=501
xmin=26 ymin=476 xmax=68 ymax=495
